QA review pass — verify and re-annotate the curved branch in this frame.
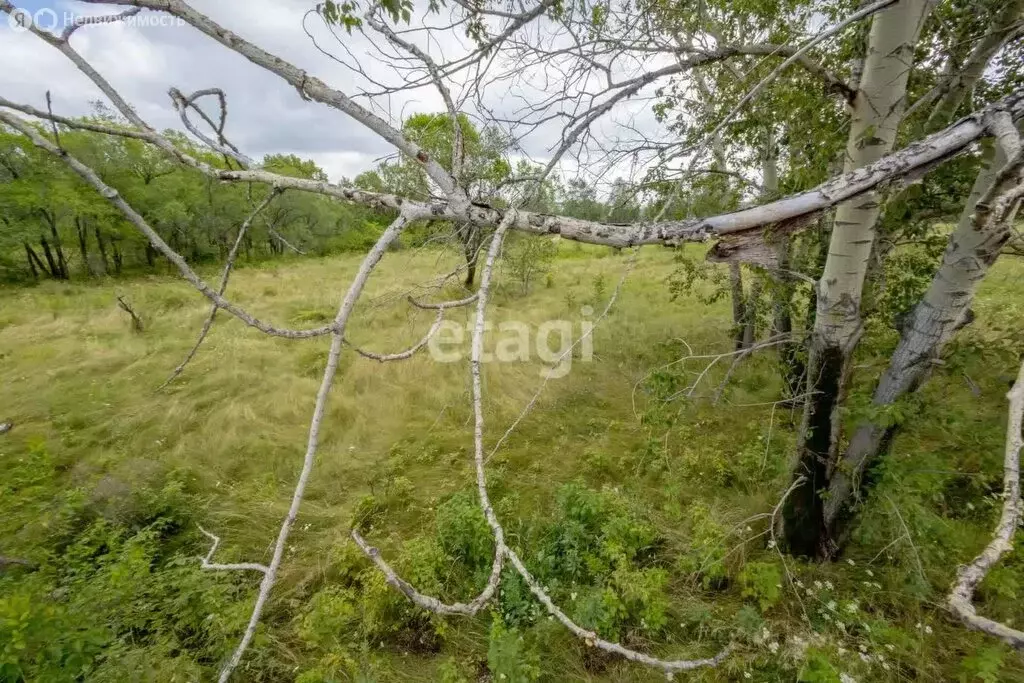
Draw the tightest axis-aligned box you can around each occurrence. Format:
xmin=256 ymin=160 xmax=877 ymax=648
xmin=346 ymin=308 xmax=445 ymax=362
xmin=79 ymin=0 xmax=470 ymax=210
xmin=351 ymin=216 xmax=516 ymax=618
xmin=948 ymin=360 xmax=1024 ymax=648
xmin=198 ymin=526 xmax=269 ymax=574
xmin=62 ymin=7 xmax=142 ymax=40
xmin=407 ymin=292 xmax=480 ymax=309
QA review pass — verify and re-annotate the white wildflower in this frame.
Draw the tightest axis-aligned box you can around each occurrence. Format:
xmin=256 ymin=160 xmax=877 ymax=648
xmin=827 ymin=600 xmax=838 ymax=612
xmin=847 ymin=559 xmax=856 ymax=566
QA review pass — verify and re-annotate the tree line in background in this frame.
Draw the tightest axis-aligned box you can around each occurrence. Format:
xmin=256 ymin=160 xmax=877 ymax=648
xmin=0 ymin=103 xmax=390 ymax=282
xmin=0 ymin=106 xmax=648 ymax=286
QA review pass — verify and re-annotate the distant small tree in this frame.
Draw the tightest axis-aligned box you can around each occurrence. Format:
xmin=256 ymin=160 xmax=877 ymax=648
xmin=355 ymin=112 xmax=511 ymax=286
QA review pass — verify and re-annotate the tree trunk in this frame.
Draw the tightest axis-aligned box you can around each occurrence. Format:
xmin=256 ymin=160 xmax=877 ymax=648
xmin=783 ymin=0 xmax=934 ymax=558
xmin=145 ymin=244 xmax=156 ymax=267
xmin=742 ymin=279 xmax=761 ymax=348
xmin=729 ymin=263 xmax=747 ymax=351
xmin=40 ymin=211 xmax=69 ymax=279
xmin=824 ymin=121 xmax=1024 ymax=546
xmin=113 ymin=241 xmax=123 ymax=275
xmin=462 ymin=224 xmax=481 ymax=288
xmin=76 ymin=216 xmax=96 ymax=276
xmin=39 ymin=236 xmax=60 ymax=279
xmin=24 ymin=243 xmax=41 ymax=280
xmin=45 ymin=213 xmax=69 ymax=279
xmin=94 ymin=226 xmax=110 ymax=275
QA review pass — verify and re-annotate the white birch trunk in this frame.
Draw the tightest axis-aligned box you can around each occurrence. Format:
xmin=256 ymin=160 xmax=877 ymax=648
xmin=825 ymin=117 xmax=1024 ymax=533
xmin=784 ymin=0 xmax=934 ymax=557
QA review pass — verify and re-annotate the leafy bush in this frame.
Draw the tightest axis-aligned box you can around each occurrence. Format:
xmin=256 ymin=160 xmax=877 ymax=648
xmin=435 ymin=492 xmax=494 ymax=575
xmin=739 ymin=561 xmax=784 ymax=611
xmin=487 ymin=619 xmax=541 ymax=682
xmin=675 ymin=502 xmax=730 ymax=588
xmin=503 ymin=234 xmax=557 ymax=294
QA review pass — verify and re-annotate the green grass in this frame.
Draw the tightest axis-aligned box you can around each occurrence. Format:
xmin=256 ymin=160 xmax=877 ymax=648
xmin=1 ymin=243 xmax=1023 ymax=682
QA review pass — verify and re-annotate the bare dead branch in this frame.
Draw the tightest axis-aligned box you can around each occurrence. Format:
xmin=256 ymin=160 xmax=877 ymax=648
xmin=4 ymin=89 xmax=1024 ymax=250
xmin=947 ymin=360 xmax=1024 ymax=648
xmin=346 ymin=308 xmax=445 ymax=362
xmin=116 ymin=295 xmax=144 ymax=332
xmin=198 ymin=526 xmax=269 ymax=574
xmin=216 ymin=212 xmax=411 ymax=682
xmin=61 ymin=6 xmax=141 ymax=40
xmin=78 ymin=0 xmax=470 ymax=210
xmin=407 ymin=292 xmax=480 ymax=309
xmin=352 ymin=215 xmax=517 ymax=618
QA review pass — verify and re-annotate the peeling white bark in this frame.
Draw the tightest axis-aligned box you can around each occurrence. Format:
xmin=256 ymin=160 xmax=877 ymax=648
xmin=826 ymin=111 xmax=1024 ymax=528
xmin=816 ymin=0 xmax=934 ymax=350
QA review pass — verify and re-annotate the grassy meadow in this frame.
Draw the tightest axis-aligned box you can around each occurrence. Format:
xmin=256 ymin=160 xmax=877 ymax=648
xmin=2 ymin=241 xmax=1023 ymax=682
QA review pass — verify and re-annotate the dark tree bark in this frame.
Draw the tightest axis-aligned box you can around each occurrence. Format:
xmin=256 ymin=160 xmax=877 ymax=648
xmin=729 ymin=263 xmax=747 ymax=351
xmin=94 ymin=226 xmax=110 ymax=275
xmin=112 ymin=241 xmax=123 ymax=275
xmin=24 ymin=243 xmax=41 ymax=280
xmin=75 ymin=216 xmax=96 ymax=276
xmin=40 ymin=210 xmax=69 ymax=279
xmin=741 ymin=278 xmax=762 ymax=348
xmin=39 ymin=236 xmax=61 ymax=279
xmin=459 ymin=223 xmax=483 ymax=288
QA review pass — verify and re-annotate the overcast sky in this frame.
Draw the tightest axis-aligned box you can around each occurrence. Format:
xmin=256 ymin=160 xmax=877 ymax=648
xmin=1 ymin=0 xmax=679 ymax=190
xmin=0 ymin=0 xmax=463 ymax=180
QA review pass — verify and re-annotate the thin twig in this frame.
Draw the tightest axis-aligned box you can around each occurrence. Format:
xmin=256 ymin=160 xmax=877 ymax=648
xmin=160 ymin=190 xmax=282 ymax=389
